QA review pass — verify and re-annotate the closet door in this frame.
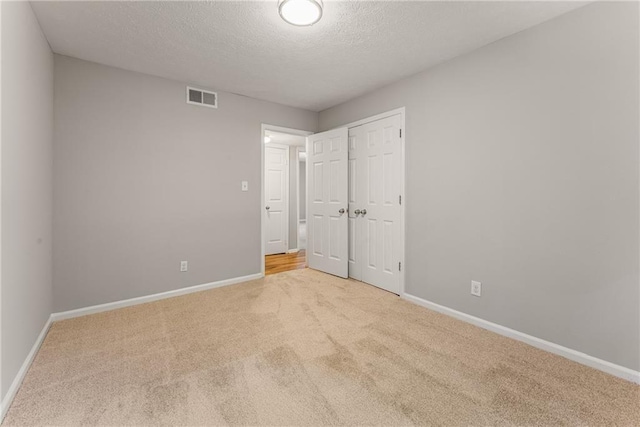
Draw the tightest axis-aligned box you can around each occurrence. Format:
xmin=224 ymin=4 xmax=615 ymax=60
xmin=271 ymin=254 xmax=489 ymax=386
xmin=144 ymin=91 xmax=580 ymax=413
xmin=349 ymin=114 xmax=402 ymax=294
xmin=306 ymin=128 xmax=349 ymax=278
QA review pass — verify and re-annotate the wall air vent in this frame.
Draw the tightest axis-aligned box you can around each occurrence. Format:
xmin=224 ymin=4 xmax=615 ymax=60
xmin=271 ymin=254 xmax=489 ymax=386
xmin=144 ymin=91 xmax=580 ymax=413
xmin=186 ymin=86 xmax=218 ymax=109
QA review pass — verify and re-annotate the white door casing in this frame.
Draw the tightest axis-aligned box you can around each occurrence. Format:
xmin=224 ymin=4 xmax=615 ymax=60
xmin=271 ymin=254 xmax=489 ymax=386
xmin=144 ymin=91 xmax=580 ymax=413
xmin=264 ymin=143 xmax=289 ymax=255
xmin=348 ymin=114 xmax=402 ymax=294
xmin=296 ymin=146 xmax=306 ymax=251
xmin=306 ymin=128 xmax=349 ymax=278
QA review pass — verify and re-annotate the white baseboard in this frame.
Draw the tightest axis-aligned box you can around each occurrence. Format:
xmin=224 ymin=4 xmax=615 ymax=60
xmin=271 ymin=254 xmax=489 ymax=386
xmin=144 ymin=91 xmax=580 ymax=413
xmin=402 ymin=293 xmax=640 ymax=384
xmin=1 ymin=273 xmax=264 ymax=422
xmin=1 ymin=316 xmax=53 ymax=422
xmin=4 ymin=280 xmax=635 ymax=423
xmin=287 ymin=248 xmax=300 ymax=254
xmin=51 ymin=273 xmax=264 ymax=322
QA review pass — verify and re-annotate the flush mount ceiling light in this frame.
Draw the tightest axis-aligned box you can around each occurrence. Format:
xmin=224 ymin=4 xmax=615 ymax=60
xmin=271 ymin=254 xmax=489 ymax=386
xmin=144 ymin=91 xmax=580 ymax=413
xmin=264 ymin=135 xmax=272 ymax=144
xmin=278 ymin=0 xmax=323 ymax=26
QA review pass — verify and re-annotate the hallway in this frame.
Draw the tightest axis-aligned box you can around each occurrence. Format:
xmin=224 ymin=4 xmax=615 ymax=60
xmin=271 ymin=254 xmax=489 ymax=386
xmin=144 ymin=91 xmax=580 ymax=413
xmin=265 ymin=250 xmax=306 ymax=275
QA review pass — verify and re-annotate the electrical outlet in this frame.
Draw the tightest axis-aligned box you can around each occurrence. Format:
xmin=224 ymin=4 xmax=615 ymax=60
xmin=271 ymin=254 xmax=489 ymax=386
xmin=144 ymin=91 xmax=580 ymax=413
xmin=180 ymin=261 xmax=188 ymax=272
xmin=471 ymin=280 xmax=482 ymax=297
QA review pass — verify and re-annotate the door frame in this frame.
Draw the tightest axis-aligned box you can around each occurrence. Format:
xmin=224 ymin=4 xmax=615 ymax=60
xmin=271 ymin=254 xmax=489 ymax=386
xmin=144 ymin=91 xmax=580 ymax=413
xmin=295 ymin=146 xmax=306 ymax=251
xmin=261 ymin=124 xmax=314 ymax=276
xmin=330 ymin=107 xmax=406 ymax=297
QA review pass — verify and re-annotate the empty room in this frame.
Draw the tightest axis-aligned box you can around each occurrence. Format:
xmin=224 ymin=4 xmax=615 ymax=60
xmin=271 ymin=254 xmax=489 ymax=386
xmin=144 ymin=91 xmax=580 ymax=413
xmin=1 ymin=0 xmax=638 ymax=425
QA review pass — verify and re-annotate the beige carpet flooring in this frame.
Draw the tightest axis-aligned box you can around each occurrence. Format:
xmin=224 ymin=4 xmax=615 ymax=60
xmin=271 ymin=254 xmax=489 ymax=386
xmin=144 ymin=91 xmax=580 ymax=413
xmin=4 ymin=268 xmax=639 ymax=426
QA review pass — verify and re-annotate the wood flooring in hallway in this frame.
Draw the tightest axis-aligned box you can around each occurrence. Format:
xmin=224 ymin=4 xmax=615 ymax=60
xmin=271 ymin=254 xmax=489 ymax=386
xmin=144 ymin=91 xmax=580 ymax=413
xmin=265 ymin=250 xmax=306 ymax=275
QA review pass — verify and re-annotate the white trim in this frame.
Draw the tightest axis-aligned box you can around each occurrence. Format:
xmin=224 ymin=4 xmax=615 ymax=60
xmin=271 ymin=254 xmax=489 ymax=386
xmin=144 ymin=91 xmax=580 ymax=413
xmin=1 ymin=273 xmax=263 ymax=421
xmin=3 ymin=282 xmax=635 ymax=423
xmin=1 ymin=317 xmax=53 ymax=422
xmin=286 ymin=248 xmax=300 ymax=254
xmin=304 ymin=136 xmax=309 ymax=267
xmin=329 ymin=107 xmax=406 ymax=296
xmin=295 ymin=146 xmax=305 ymax=250
xmin=0 ymin=4 xmax=3 ymax=418
xmin=402 ymin=293 xmax=640 ymax=385
xmin=341 ymin=107 xmax=406 ymax=130
xmin=51 ymin=273 xmax=263 ymax=322
xmin=261 ymin=124 xmax=314 ymax=276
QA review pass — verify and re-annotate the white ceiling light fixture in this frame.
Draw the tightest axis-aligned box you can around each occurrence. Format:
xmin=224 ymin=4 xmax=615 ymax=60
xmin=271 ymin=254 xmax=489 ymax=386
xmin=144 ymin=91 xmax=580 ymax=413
xmin=278 ymin=0 xmax=323 ymax=27
xmin=264 ymin=135 xmax=272 ymax=144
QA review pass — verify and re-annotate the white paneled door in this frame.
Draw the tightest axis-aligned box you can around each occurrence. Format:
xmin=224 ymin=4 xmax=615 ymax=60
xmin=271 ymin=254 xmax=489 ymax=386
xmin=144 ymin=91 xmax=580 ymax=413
xmin=264 ymin=144 xmax=289 ymax=255
xmin=348 ymin=114 xmax=402 ymax=294
xmin=306 ymin=128 xmax=349 ymax=278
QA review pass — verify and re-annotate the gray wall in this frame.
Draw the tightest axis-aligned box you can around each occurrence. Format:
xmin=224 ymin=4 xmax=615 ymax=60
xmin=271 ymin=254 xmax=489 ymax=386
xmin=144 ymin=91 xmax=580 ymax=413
xmin=319 ymin=2 xmax=639 ymax=371
xmin=1 ymin=2 xmax=54 ymax=399
xmin=54 ymin=55 xmax=317 ymax=312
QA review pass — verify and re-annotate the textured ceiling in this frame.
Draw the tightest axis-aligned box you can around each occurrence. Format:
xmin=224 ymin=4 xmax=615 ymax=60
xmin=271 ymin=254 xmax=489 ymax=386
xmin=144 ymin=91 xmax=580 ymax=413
xmin=31 ymin=1 xmax=586 ymax=112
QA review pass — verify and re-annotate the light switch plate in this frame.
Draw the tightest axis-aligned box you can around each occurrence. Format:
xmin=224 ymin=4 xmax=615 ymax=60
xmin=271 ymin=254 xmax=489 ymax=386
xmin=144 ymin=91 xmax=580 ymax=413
xmin=241 ymin=181 xmax=248 ymax=191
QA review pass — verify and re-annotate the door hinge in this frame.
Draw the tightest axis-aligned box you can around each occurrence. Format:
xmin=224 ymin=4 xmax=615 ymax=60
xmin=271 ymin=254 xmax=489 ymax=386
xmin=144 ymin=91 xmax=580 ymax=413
xmin=399 ymin=129 xmax=402 ymax=138
xmin=399 ymin=195 xmax=402 ymax=205
xmin=399 ymin=262 xmax=402 ymax=271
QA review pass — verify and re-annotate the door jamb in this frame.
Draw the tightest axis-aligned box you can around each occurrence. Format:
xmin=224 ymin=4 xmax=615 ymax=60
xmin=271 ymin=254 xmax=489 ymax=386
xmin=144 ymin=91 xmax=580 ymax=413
xmin=328 ymin=107 xmax=407 ymax=297
xmin=261 ymin=124 xmax=313 ymax=276
xmin=295 ymin=146 xmax=305 ymax=252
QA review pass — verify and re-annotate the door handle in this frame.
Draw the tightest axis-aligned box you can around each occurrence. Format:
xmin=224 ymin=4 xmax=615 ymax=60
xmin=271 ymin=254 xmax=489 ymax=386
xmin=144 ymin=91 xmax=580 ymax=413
xmin=361 ymin=209 xmax=367 ymax=216
xmin=353 ymin=209 xmax=361 ymax=215
xmin=265 ymin=206 xmax=270 ymax=210
xmin=339 ymin=208 xmax=345 ymax=214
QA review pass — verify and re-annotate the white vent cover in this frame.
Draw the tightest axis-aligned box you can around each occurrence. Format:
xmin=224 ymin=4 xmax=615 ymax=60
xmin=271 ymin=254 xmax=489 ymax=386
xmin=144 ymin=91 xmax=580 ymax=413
xmin=186 ymin=86 xmax=217 ymax=108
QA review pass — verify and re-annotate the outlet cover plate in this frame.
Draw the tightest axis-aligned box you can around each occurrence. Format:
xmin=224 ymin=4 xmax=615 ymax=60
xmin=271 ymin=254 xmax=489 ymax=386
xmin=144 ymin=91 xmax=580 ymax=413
xmin=471 ymin=280 xmax=482 ymax=297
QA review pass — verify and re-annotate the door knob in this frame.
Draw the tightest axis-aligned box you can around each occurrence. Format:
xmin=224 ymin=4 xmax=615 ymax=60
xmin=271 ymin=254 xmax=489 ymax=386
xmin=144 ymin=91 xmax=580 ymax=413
xmin=353 ymin=209 xmax=361 ymax=215
xmin=361 ymin=209 xmax=367 ymax=215
xmin=265 ymin=206 xmax=270 ymax=210
xmin=339 ymin=208 xmax=345 ymax=214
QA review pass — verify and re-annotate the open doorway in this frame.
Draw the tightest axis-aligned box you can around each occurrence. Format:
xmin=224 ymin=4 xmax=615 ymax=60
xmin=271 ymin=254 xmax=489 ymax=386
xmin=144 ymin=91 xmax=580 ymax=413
xmin=262 ymin=108 xmax=405 ymax=293
xmin=262 ymin=126 xmax=311 ymax=275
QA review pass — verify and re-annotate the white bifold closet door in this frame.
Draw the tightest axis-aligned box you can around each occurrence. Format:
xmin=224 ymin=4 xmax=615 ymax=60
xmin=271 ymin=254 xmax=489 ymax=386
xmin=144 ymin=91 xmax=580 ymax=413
xmin=348 ymin=114 xmax=402 ymax=294
xmin=306 ymin=128 xmax=349 ymax=278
